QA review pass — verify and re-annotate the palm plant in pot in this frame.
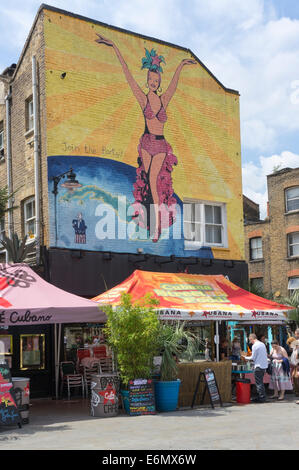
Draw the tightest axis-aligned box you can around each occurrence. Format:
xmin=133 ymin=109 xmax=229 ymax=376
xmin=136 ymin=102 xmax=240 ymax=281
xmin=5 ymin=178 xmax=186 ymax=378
xmin=155 ymin=322 xmax=198 ymax=412
xmin=103 ymin=293 xmax=161 ymax=413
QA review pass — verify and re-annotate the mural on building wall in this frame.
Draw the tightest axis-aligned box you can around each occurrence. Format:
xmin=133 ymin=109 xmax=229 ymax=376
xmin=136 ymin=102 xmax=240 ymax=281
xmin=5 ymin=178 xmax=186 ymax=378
xmin=94 ymin=34 xmax=195 ymax=242
xmin=45 ymin=9 xmax=244 ymax=259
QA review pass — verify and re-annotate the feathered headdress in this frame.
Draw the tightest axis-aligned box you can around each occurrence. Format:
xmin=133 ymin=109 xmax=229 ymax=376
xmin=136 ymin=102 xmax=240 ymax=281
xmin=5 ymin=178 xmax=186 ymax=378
xmin=141 ymin=48 xmax=166 ymax=73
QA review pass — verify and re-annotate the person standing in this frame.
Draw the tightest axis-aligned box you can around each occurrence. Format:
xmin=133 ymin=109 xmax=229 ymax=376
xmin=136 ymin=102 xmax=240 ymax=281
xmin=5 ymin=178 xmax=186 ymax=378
xmin=258 ymin=334 xmax=270 ymax=354
xmin=268 ymin=340 xmax=293 ymax=401
xmin=290 ymin=339 xmax=299 ymax=403
xmin=241 ymin=333 xmax=268 ymax=403
xmin=230 ymin=337 xmax=241 ymax=361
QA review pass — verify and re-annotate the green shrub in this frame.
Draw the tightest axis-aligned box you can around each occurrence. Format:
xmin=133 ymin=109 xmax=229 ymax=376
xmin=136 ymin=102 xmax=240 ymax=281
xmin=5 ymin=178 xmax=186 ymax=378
xmin=103 ymin=293 xmax=161 ymax=387
xmin=158 ymin=322 xmax=199 ymax=381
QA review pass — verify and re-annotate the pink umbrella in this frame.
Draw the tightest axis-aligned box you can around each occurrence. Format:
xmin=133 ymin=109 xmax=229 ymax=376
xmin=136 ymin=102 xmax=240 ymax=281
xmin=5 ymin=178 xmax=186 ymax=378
xmin=0 ymin=263 xmax=105 ymax=325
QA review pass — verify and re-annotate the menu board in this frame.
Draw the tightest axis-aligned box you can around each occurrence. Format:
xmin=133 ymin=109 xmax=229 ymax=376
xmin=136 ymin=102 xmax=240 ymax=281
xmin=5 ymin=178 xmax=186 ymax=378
xmin=191 ymin=368 xmax=222 ymax=409
xmin=128 ymin=378 xmax=156 ymax=416
xmin=0 ymin=363 xmax=22 ymax=428
xmin=204 ymin=368 xmax=221 ymax=405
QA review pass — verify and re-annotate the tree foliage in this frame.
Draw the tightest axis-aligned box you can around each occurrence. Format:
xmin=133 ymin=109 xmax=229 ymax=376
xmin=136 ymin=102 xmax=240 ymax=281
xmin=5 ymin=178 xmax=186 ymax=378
xmin=281 ymin=290 xmax=299 ymax=328
xmin=0 ymin=186 xmax=18 ymax=220
xmin=158 ymin=322 xmax=198 ymax=381
xmin=0 ymin=233 xmax=35 ymax=262
xmin=103 ymin=293 xmax=161 ymax=387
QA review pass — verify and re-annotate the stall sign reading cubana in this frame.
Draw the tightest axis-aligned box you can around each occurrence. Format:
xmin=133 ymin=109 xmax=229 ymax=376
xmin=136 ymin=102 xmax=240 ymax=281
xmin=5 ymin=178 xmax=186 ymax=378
xmin=128 ymin=379 xmax=156 ymax=416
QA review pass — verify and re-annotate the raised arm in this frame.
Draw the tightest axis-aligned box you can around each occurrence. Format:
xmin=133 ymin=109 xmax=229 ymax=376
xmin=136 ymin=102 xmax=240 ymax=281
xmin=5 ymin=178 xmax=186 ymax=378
xmin=161 ymin=58 xmax=196 ymax=109
xmin=95 ymin=34 xmax=146 ymax=110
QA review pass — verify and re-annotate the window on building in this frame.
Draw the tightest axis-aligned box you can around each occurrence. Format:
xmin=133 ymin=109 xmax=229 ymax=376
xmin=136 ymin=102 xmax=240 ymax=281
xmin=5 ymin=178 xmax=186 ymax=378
xmin=288 ymin=277 xmax=299 ymax=296
xmin=288 ymin=232 xmax=299 ymax=257
xmin=285 ymin=187 xmax=299 ymax=213
xmin=183 ymin=200 xmax=227 ymax=249
xmin=250 ymin=277 xmax=264 ymax=293
xmin=0 ymin=121 xmax=4 ymax=157
xmin=249 ymin=237 xmax=263 ymax=260
xmin=25 ymin=97 xmax=34 ymax=133
xmin=23 ymin=197 xmax=36 ymax=240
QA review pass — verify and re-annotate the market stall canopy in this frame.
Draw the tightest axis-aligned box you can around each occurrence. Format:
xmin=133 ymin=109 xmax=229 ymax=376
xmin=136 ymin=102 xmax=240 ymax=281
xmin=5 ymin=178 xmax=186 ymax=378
xmin=0 ymin=263 xmax=105 ymax=326
xmin=92 ymin=270 xmax=292 ymax=324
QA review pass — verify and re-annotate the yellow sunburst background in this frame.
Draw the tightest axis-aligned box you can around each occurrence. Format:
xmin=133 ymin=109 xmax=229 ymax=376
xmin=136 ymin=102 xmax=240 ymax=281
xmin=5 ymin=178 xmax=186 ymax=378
xmin=44 ymin=8 xmax=244 ymax=260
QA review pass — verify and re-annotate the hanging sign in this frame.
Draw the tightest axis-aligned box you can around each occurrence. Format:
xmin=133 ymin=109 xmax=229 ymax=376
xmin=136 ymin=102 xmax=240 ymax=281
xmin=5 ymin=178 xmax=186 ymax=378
xmin=128 ymin=378 xmax=156 ymax=416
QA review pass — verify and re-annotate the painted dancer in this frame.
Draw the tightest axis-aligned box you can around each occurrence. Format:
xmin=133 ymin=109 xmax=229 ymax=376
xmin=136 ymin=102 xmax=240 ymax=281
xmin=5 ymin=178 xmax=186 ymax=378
xmin=95 ymin=34 xmax=196 ymax=241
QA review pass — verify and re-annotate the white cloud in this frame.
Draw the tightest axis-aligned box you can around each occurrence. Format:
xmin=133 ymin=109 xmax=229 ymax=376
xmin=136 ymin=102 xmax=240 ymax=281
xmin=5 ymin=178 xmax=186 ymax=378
xmin=0 ymin=0 xmax=298 ymax=159
xmin=242 ymin=119 xmax=276 ymax=152
xmin=242 ymin=150 xmax=299 ymax=218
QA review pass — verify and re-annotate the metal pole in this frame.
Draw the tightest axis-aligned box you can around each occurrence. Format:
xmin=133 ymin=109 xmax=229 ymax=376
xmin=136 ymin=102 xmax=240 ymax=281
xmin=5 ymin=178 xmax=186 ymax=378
xmin=54 ymin=324 xmax=58 ymax=399
xmin=5 ymin=91 xmax=12 ymax=262
xmin=215 ymin=321 xmax=220 ymax=362
xmin=32 ymin=55 xmax=41 ymax=265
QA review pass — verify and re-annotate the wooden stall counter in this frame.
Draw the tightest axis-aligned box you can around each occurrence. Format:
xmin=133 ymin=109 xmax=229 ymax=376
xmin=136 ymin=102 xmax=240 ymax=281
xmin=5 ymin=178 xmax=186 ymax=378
xmin=178 ymin=361 xmax=232 ymax=407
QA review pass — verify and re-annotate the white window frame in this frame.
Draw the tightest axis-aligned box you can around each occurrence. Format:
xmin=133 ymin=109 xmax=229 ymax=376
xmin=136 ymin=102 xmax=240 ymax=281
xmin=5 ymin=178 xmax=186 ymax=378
xmin=288 ymin=277 xmax=299 ymax=296
xmin=288 ymin=232 xmax=299 ymax=258
xmin=23 ymin=197 xmax=36 ymax=241
xmin=26 ymin=97 xmax=34 ymax=133
xmin=285 ymin=186 xmax=299 ymax=213
xmin=250 ymin=237 xmax=263 ymax=260
xmin=183 ymin=199 xmax=228 ymax=250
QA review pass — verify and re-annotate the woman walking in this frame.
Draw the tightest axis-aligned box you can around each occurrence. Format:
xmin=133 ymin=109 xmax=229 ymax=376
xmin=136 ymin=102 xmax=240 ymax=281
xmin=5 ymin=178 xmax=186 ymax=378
xmin=95 ymin=34 xmax=196 ymax=241
xmin=268 ymin=340 xmax=293 ymax=400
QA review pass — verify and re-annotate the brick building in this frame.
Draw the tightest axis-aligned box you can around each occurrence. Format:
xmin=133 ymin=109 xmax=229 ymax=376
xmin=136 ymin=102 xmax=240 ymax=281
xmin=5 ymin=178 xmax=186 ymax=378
xmin=0 ymin=4 xmax=247 ymax=396
xmin=244 ymin=167 xmax=299 ymax=297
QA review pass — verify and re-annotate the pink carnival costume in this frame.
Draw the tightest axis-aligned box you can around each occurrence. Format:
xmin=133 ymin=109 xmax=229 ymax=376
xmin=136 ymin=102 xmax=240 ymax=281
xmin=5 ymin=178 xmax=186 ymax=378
xmin=132 ymin=96 xmax=178 ymax=231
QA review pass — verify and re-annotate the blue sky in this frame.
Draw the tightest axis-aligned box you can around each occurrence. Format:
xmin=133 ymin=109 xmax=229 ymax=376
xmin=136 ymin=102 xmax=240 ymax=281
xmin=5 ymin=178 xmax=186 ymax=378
xmin=1 ymin=0 xmax=298 ymax=218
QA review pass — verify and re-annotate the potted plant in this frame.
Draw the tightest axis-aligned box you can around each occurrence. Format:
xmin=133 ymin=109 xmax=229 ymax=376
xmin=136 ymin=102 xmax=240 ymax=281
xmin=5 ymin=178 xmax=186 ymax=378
xmin=103 ymin=293 xmax=161 ymax=413
xmin=155 ymin=322 xmax=198 ymax=412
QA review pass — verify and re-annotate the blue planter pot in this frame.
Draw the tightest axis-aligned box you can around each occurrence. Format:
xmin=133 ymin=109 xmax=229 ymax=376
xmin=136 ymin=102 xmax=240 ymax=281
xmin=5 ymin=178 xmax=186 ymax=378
xmin=154 ymin=379 xmax=181 ymax=412
xmin=120 ymin=389 xmax=130 ymax=414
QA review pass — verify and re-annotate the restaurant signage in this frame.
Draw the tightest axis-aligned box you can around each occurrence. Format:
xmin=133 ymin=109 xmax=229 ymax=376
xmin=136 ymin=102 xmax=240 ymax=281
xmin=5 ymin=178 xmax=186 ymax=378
xmin=191 ymin=368 xmax=223 ymax=409
xmin=0 ymin=363 xmax=22 ymax=428
xmin=128 ymin=378 xmax=156 ymax=416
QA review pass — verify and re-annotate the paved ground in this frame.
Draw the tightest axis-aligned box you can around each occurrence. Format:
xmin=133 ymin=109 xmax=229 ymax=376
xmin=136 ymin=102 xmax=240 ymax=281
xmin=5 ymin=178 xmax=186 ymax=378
xmin=0 ymin=394 xmax=298 ymax=450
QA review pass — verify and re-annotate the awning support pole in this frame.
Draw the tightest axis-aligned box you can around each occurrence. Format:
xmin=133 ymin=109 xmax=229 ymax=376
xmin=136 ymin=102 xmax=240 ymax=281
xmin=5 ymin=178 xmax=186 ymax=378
xmin=215 ymin=321 xmax=220 ymax=362
xmin=54 ymin=324 xmax=62 ymax=400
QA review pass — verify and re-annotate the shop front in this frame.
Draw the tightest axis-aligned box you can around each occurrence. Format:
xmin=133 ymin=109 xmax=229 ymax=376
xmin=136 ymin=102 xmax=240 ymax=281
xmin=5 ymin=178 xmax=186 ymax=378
xmin=0 ymin=325 xmax=54 ymax=398
xmin=92 ymin=269 xmax=292 ymax=403
xmin=0 ymin=263 xmax=106 ymax=400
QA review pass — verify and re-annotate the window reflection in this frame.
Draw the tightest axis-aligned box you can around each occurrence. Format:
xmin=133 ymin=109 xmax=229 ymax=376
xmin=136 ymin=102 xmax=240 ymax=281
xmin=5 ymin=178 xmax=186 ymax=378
xmin=20 ymin=334 xmax=45 ymax=370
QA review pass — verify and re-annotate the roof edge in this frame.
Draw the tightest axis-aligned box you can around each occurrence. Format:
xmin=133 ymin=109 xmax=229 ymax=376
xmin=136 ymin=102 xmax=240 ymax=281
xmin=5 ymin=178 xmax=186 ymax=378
xmin=13 ymin=3 xmax=240 ymax=96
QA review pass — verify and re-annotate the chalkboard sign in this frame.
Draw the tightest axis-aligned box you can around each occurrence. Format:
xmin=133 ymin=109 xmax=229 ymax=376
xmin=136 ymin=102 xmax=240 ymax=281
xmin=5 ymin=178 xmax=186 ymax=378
xmin=191 ymin=368 xmax=222 ymax=409
xmin=0 ymin=363 xmax=22 ymax=428
xmin=128 ymin=378 xmax=156 ymax=416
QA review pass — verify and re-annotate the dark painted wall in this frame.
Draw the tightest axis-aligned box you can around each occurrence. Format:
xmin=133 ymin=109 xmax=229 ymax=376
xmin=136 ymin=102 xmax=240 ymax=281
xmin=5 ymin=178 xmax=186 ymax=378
xmin=48 ymin=248 xmax=248 ymax=297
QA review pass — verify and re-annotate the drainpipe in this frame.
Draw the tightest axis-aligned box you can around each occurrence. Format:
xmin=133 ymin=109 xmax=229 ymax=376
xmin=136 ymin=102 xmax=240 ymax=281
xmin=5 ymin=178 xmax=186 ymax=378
xmin=32 ymin=56 xmax=40 ymax=265
xmin=5 ymin=89 xmax=12 ymax=263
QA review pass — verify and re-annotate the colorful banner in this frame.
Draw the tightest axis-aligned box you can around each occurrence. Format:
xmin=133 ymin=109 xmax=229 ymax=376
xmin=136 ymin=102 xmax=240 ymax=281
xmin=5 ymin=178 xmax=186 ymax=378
xmin=92 ymin=270 xmax=291 ymax=323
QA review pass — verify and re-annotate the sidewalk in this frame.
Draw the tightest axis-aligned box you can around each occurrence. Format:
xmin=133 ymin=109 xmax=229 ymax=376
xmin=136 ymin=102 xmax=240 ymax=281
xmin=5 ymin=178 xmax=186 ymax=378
xmin=0 ymin=395 xmax=298 ymax=450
